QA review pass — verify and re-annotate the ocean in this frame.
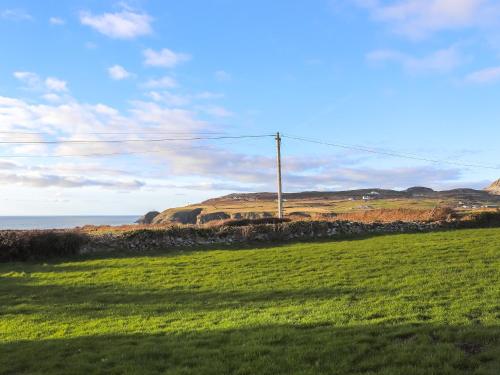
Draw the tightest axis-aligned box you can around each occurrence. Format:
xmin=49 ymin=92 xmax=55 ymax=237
xmin=0 ymin=216 xmax=140 ymax=230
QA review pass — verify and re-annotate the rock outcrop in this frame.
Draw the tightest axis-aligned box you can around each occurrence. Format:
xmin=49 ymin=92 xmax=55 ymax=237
xmin=486 ymin=179 xmax=500 ymax=195
xmin=135 ymin=211 xmax=160 ymax=224
xmin=197 ymin=211 xmax=230 ymax=224
xmin=231 ymin=212 xmax=274 ymax=220
xmin=152 ymin=208 xmax=203 ymax=225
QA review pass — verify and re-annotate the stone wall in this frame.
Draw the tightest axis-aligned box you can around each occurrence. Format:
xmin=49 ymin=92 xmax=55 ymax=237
xmin=81 ymin=220 xmax=462 ymax=254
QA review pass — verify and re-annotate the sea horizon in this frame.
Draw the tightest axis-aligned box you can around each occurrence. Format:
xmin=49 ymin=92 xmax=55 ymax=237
xmin=0 ymin=215 xmax=140 ymax=230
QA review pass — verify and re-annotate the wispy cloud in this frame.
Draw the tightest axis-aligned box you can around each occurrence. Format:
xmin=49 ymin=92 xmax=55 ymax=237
xmin=13 ymin=71 xmax=40 ymax=88
xmin=1 ymin=9 xmax=32 ymax=21
xmin=215 ymin=70 xmax=231 ymax=81
xmin=108 ymin=65 xmax=132 ymax=80
xmin=199 ymin=106 xmax=233 ymax=118
xmin=367 ymin=46 xmax=463 ymax=73
xmin=143 ymin=76 xmax=178 ymax=89
xmin=80 ymin=6 xmax=152 ymax=39
xmin=143 ymin=48 xmax=191 ymax=68
xmin=354 ymin=0 xmax=498 ymax=39
xmin=0 ymin=173 xmax=144 ymax=190
xmin=148 ymin=91 xmax=190 ymax=106
xmin=49 ymin=17 xmax=65 ymax=25
xmin=465 ymin=66 xmax=500 ymax=83
xmin=147 ymin=91 xmax=224 ymax=107
xmin=45 ymin=77 xmax=68 ymax=92
xmin=14 ymin=72 xmax=68 ymax=92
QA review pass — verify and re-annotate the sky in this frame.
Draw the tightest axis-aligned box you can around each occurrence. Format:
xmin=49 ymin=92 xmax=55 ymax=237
xmin=0 ymin=0 xmax=499 ymax=215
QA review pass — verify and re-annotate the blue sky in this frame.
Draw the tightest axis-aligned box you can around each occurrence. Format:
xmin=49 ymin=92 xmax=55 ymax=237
xmin=0 ymin=0 xmax=499 ymax=215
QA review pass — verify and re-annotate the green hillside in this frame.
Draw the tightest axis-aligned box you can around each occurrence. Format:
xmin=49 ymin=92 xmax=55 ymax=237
xmin=1 ymin=229 xmax=499 ymax=374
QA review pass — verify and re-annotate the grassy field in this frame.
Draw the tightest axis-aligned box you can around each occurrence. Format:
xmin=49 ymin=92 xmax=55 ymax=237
xmin=1 ymin=228 xmax=499 ymax=374
xmin=188 ymin=197 xmax=452 ymax=216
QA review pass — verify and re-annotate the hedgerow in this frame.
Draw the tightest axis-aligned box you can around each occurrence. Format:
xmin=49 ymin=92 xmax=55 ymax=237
xmin=0 ymin=231 xmax=88 ymax=262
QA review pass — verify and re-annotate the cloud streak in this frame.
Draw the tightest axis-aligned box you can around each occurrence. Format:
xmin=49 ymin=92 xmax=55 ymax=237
xmin=0 ymin=173 xmax=144 ymax=190
xmin=143 ymin=48 xmax=191 ymax=68
xmin=355 ymin=0 xmax=497 ymax=39
xmin=465 ymin=66 xmax=500 ymax=83
xmin=367 ymin=46 xmax=463 ymax=73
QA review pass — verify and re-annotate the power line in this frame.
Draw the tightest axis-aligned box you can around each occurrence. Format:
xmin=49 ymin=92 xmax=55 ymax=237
xmin=0 ymin=134 xmax=275 ymax=145
xmin=0 ymin=135 xmax=273 ymax=158
xmin=0 ymin=130 xmax=228 ymax=135
xmin=283 ymin=134 xmax=500 ymax=170
xmin=0 ymin=149 xmax=166 ymax=158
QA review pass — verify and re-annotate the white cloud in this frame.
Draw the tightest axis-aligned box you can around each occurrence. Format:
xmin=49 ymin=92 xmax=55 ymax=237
xmin=353 ymin=0 xmax=497 ymax=39
xmin=1 ymin=9 xmax=32 ymax=21
xmin=195 ymin=91 xmax=224 ymax=100
xmin=143 ymin=48 xmax=191 ymax=68
xmin=108 ymin=65 xmax=132 ymax=80
xmin=215 ymin=70 xmax=231 ymax=81
xmin=465 ymin=66 xmax=500 ymax=83
xmin=45 ymin=77 xmax=68 ymax=92
xmin=49 ymin=17 xmax=65 ymax=25
xmin=80 ymin=8 xmax=152 ymax=39
xmin=13 ymin=71 xmax=40 ymax=88
xmin=148 ymin=91 xmax=190 ymax=106
xmin=0 ymin=172 xmax=144 ymax=190
xmin=143 ymin=76 xmax=178 ymax=89
xmin=14 ymin=72 xmax=69 ymax=92
xmin=147 ymin=91 xmax=224 ymax=106
xmin=200 ymin=106 xmax=233 ymax=118
xmin=0 ymin=91 xmax=468 ymax=195
xmin=367 ymin=46 xmax=462 ymax=73
xmin=41 ymin=93 xmax=62 ymax=103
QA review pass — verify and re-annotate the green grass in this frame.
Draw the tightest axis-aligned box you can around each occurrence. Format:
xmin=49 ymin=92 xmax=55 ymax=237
xmin=1 ymin=228 xmax=499 ymax=374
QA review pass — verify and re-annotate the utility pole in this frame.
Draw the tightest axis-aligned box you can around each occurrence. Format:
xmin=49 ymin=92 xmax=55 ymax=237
xmin=275 ymin=132 xmax=283 ymax=219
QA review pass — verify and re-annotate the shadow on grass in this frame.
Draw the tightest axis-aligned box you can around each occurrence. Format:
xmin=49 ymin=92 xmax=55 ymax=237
xmin=0 ymin=274 xmax=372 ymax=318
xmin=1 ymin=323 xmax=499 ymax=375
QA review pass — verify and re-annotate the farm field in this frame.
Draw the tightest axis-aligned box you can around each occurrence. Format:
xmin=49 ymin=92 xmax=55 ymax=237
xmin=198 ymin=197 xmax=450 ymax=216
xmin=1 ymin=228 xmax=500 ymax=374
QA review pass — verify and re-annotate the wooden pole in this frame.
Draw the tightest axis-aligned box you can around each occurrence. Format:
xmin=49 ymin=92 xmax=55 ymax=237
xmin=276 ymin=132 xmax=283 ymax=219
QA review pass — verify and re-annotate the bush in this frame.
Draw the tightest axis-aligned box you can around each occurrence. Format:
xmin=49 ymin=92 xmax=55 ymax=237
xmin=0 ymin=230 xmax=88 ymax=262
xmin=218 ymin=217 xmax=291 ymax=227
xmin=323 ymin=207 xmax=456 ymax=223
xmin=462 ymin=210 xmax=500 ymax=228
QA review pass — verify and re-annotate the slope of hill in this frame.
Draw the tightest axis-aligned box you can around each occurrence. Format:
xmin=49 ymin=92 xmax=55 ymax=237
xmin=486 ymin=179 xmax=500 ymax=195
xmin=151 ymin=185 xmax=500 ymax=225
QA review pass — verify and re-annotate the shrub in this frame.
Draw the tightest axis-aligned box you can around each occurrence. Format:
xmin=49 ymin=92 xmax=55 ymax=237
xmin=462 ymin=210 xmax=500 ymax=228
xmin=0 ymin=230 xmax=88 ymax=262
xmin=320 ymin=207 xmax=455 ymax=224
xmin=218 ymin=217 xmax=291 ymax=227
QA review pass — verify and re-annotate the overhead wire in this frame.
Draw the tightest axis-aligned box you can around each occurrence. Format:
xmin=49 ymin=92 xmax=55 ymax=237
xmin=0 ymin=130 xmax=497 ymax=171
xmin=0 ymin=134 xmax=275 ymax=158
xmin=0 ymin=134 xmax=275 ymax=144
xmin=283 ymin=134 xmax=500 ymax=170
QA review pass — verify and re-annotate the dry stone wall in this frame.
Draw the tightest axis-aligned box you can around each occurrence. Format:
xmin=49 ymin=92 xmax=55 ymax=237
xmin=81 ymin=220 xmax=461 ymax=254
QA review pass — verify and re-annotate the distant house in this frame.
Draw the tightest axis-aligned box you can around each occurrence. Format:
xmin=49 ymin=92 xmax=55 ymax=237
xmin=362 ymin=196 xmax=372 ymax=200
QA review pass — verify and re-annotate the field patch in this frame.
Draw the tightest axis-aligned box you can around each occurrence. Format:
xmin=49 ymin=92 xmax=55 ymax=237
xmin=1 ymin=228 xmax=499 ymax=374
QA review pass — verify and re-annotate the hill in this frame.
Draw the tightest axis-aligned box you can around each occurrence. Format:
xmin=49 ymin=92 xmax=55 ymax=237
xmin=486 ymin=179 xmax=500 ymax=195
xmin=1 ymin=228 xmax=499 ymax=374
xmin=152 ymin=185 xmax=500 ymax=225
